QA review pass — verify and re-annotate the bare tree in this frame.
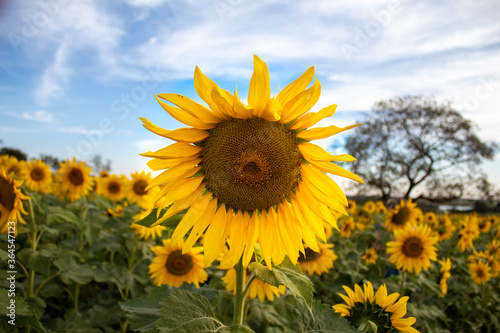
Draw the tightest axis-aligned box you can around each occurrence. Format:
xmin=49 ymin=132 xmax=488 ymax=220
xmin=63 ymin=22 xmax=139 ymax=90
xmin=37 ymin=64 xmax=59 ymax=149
xmin=344 ymin=95 xmax=497 ymax=201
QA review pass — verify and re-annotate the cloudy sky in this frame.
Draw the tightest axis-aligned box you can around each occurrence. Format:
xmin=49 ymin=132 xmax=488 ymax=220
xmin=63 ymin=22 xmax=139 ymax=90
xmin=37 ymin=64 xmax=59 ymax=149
xmin=1 ymin=0 xmax=499 ymax=191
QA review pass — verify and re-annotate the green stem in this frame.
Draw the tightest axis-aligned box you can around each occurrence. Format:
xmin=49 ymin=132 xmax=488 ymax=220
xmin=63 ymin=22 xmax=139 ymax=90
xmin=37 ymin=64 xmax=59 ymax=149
xmin=74 ymin=283 xmax=80 ymax=312
xmin=124 ymin=236 xmax=138 ymax=299
xmin=27 ymin=199 xmax=37 ymax=299
xmin=233 ymin=258 xmax=247 ymax=325
xmin=399 ymin=271 xmax=406 ymax=295
xmin=34 ymin=271 xmax=61 ymax=296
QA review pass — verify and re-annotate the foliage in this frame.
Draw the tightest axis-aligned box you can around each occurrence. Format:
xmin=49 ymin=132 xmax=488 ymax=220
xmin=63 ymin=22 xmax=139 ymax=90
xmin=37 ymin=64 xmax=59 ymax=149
xmin=345 ymin=95 xmax=497 ymax=201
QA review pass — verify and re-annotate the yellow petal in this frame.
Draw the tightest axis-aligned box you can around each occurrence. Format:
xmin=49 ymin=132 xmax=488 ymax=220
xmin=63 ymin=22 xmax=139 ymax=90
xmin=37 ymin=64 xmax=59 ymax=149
xmin=147 ymin=156 xmax=198 ymax=171
xmin=301 ymin=164 xmax=348 ymax=207
xmin=289 ymin=104 xmax=336 ymax=130
xmin=242 ymin=212 xmax=260 ymax=267
xmin=151 ymin=185 xmax=205 ymax=227
xmin=146 ymin=159 xmax=201 ymax=190
xmin=276 ymin=66 xmax=315 ymax=106
xmin=280 ymin=78 xmax=321 ymax=124
xmin=233 ymin=91 xmax=255 ymax=118
xmin=261 ymin=98 xmax=282 ymax=121
xmin=299 ymin=143 xmax=356 ymax=162
xmin=211 ymin=87 xmax=236 ymax=118
xmin=203 ymin=204 xmax=230 ymax=266
xmin=170 ymin=193 xmax=211 ymax=243
xmin=155 ymin=95 xmax=214 ymax=130
xmin=296 ymin=123 xmax=361 ymax=141
xmin=194 ymin=66 xmax=233 ymax=119
xmin=308 ymin=159 xmax=364 ymax=184
xmin=140 ymin=142 xmax=202 ymax=159
xmin=141 ymin=118 xmax=209 ymax=142
xmin=247 ymin=55 xmax=270 ymax=116
xmin=183 ymin=198 xmax=218 ymax=252
xmin=157 ymin=93 xmax=221 ymax=124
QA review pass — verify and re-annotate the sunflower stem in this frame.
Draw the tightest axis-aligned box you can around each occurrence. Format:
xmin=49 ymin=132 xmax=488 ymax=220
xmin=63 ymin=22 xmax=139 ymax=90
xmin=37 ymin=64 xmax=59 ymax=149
xmin=124 ymin=235 xmax=138 ymax=299
xmin=233 ymin=257 xmax=247 ymax=326
xmin=399 ymin=271 xmax=406 ymax=294
xmin=27 ymin=199 xmax=37 ymax=299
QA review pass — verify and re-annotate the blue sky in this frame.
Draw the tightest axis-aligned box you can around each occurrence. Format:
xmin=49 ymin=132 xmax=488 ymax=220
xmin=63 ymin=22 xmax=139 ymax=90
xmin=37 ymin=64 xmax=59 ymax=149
xmin=1 ymin=0 xmax=499 ymax=192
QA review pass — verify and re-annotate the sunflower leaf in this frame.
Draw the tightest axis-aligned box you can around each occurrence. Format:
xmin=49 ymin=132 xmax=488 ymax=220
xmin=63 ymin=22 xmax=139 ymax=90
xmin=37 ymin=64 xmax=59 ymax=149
xmin=120 ymin=284 xmax=219 ymax=332
xmin=135 ymin=208 xmax=186 ymax=229
xmin=156 ymin=289 xmax=252 ymax=333
xmin=248 ymin=257 xmax=314 ymax=317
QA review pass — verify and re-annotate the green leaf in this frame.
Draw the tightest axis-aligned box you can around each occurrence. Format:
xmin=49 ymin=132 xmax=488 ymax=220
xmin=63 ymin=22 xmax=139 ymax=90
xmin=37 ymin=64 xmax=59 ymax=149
xmin=120 ymin=284 xmax=219 ymax=332
xmin=46 ymin=206 xmax=81 ymax=225
xmin=0 ymin=288 xmax=48 ymax=333
xmin=274 ymin=297 xmax=357 ymax=333
xmin=27 ymin=251 xmax=53 ymax=277
xmin=136 ymin=208 xmax=186 ymax=229
xmin=248 ymin=257 xmax=314 ymax=316
xmin=157 ymin=290 xmax=244 ymax=333
xmin=60 ymin=264 xmax=94 ymax=285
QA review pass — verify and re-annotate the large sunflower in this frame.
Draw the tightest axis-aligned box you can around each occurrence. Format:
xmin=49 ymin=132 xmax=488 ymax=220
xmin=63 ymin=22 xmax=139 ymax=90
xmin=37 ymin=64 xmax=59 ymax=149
xmin=386 ymin=223 xmax=438 ymax=275
xmin=149 ymin=239 xmax=207 ymax=287
xmin=23 ymin=159 xmax=52 ymax=193
xmin=0 ymin=169 xmax=30 ymax=233
xmin=384 ymin=199 xmax=418 ymax=231
xmin=127 ymin=171 xmax=156 ymax=209
xmin=141 ymin=56 xmax=363 ymax=269
xmin=57 ymin=158 xmax=93 ymax=201
xmin=222 ymin=266 xmax=286 ymax=302
xmin=333 ymin=281 xmax=419 ymax=333
xmin=298 ymin=242 xmax=338 ymax=276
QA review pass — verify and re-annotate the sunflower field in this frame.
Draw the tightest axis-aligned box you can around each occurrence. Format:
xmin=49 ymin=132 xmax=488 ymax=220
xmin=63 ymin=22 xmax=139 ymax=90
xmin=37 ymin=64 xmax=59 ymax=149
xmin=1 ymin=56 xmax=500 ymax=333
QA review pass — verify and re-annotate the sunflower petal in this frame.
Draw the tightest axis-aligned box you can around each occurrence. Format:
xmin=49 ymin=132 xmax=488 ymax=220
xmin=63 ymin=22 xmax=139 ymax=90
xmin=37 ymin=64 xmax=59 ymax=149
xmin=248 ymin=55 xmax=270 ymax=116
xmin=296 ymin=123 xmax=361 ymax=141
xmin=276 ymin=66 xmax=315 ymax=106
xmin=141 ymin=118 xmax=209 ymax=142
xmin=154 ymin=95 xmax=214 ymax=129
xmin=289 ymin=104 xmax=336 ymax=130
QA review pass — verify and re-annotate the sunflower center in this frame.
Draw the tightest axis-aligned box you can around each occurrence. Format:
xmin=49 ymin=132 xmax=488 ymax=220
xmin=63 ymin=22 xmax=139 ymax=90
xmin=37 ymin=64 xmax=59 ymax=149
xmin=475 ymin=267 xmax=485 ymax=278
xmin=202 ymin=117 xmax=301 ymax=212
xmin=68 ymin=168 xmax=84 ymax=186
xmin=30 ymin=168 xmax=45 ymax=181
xmin=298 ymin=247 xmax=321 ymax=263
xmin=392 ymin=207 xmax=410 ymax=226
xmin=133 ymin=180 xmax=148 ymax=196
xmin=402 ymin=236 xmax=424 ymax=258
xmin=108 ymin=181 xmax=121 ymax=194
xmin=0 ymin=176 xmax=16 ymax=211
xmin=166 ymin=250 xmax=194 ymax=276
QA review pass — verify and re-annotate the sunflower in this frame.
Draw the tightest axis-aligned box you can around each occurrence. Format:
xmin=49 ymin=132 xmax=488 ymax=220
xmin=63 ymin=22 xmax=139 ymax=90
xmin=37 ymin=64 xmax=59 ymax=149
xmin=148 ymin=239 xmax=207 ymax=287
xmin=0 ymin=169 xmax=30 ymax=233
xmin=424 ymin=212 xmax=438 ymax=228
xmin=106 ymin=205 xmax=124 ymax=218
xmin=339 ymin=217 xmax=355 ymax=238
xmin=346 ymin=199 xmax=357 ymax=214
xmin=57 ymin=157 xmax=93 ymax=201
xmin=457 ymin=215 xmax=480 ymax=252
xmin=222 ymin=266 xmax=286 ymax=302
xmin=362 ymin=247 xmax=378 ymax=266
xmin=434 ymin=214 xmax=454 ymax=241
xmin=333 ymin=281 xmax=418 ymax=333
xmin=468 ymin=260 xmax=491 ymax=285
xmin=99 ymin=170 xmax=110 ymax=178
xmin=4 ymin=156 xmax=24 ymax=178
xmin=375 ymin=200 xmax=387 ymax=214
xmin=127 ymin=171 xmax=156 ymax=209
xmin=298 ymin=243 xmax=338 ymax=276
xmin=438 ymin=258 xmax=451 ymax=297
xmin=384 ymin=199 xmax=418 ymax=231
xmin=387 ymin=223 xmax=438 ymax=275
xmin=477 ymin=217 xmax=492 ymax=233
xmin=362 ymin=200 xmax=376 ymax=214
xmin=23 ymin=159 xmax=52 ymax=193
xmin=131 ymin=209 xmax=166 ymax=240
xmin=141 ymin=55 xmax=363 ymax=269
xmin=100 ymin=174 xmax=127 ymax=202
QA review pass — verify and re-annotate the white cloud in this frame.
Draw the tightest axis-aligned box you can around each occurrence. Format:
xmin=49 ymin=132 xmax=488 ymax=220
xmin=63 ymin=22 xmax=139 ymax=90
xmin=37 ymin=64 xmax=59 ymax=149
xmin=124 ymin=0 xmax=170 ymax=7
xmin=133 ymin=139 xmax=171 ymax=152
xmin=21 ymin=110 xmax=55 ymax=123
xmin=58 ymin=126 xmax=93 ymax=135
